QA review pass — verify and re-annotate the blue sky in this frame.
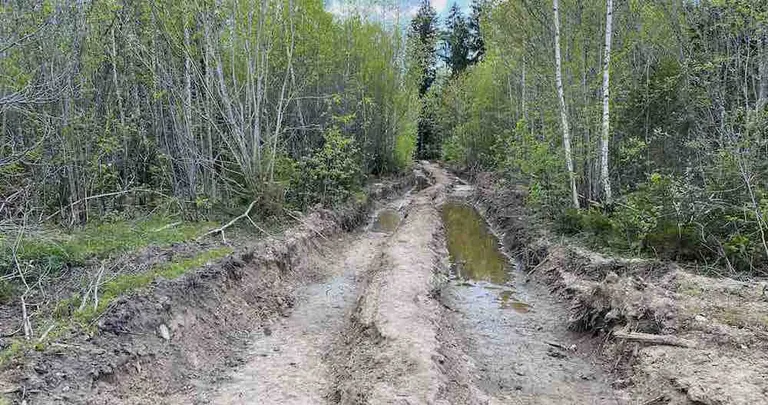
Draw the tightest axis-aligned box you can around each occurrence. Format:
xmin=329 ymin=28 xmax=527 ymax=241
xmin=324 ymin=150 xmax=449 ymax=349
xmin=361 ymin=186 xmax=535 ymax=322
xmin=325 ymin=0 xmax=471 ymax=23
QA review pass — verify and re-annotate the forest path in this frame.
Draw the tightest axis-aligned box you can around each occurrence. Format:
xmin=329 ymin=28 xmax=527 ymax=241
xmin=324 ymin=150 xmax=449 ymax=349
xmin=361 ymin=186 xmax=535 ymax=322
xmin=193 ymin=163 xmax=622 ymax=404
xmin=202 ymin=194 xmax=413 ymax=404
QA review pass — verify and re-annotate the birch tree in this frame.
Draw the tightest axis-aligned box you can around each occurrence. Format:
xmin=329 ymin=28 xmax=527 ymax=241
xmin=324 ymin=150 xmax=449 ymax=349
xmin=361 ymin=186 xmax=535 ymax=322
xmin=600 ymin=0 xmax=613 ymax=203
xmin=553 ymin=0 xmax=579 ymax=209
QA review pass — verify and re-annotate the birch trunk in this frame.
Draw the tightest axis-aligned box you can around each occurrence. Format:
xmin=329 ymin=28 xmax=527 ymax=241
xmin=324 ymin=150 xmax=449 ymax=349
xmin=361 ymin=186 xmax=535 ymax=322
xmin=600 ymin=0 xmax=613 ymax=203
xmin=553 ymin=0 xmax=579 ymax=209
xmin=759 ymin=32 xmax=767 ymax=111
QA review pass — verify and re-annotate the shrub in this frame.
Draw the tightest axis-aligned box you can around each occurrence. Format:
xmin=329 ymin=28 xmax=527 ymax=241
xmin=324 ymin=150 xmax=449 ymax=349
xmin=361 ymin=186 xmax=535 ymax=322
xmin=291 ymin=128 xmax=363 ymax=208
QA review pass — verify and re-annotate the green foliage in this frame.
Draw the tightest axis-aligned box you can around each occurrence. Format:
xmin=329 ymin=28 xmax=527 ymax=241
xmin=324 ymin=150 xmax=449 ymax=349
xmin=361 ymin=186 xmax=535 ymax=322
xmin=0 ymin=218 xmax=215 ymax=279
xmin=291 ymin=128 xmax=363 ymax=208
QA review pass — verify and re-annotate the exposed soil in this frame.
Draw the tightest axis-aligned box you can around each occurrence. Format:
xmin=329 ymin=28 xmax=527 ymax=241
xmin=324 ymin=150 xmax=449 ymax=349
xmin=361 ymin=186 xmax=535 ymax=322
xmin=472 ymin=172 xmax=768 ymax=405
xmin=3 ymin=164 xmax=764 ymax=404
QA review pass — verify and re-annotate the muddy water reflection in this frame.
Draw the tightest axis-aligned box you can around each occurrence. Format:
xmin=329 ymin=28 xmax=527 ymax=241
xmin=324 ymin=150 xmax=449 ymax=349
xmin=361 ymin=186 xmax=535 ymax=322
xmin=372 ymin=209 xmax=401 ymax=233
xmin=442 ymin=202 xmax=509 ymax=285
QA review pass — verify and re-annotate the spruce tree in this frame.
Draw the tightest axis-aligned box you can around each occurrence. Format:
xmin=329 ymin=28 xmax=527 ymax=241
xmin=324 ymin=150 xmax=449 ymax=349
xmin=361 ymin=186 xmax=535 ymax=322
xmin=442 ymin=3 xmax=471 ymax=75
xmin=467 ymin=0 xmax=485 ymax=64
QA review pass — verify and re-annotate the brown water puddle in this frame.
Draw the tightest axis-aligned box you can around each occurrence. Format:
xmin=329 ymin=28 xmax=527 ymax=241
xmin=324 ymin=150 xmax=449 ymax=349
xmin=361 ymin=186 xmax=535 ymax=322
xmin=372 ymin=209 xmax=401 ymax=233
xmin=441 ymin=202 xmax=509 ymax=285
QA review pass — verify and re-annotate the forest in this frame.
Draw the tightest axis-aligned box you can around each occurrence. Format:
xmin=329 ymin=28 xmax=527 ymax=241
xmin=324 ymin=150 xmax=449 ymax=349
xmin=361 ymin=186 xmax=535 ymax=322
xmin=1 ymin=0 xmax=767 ymax=335
xmin=423 ymin=0 xmax=768 ymax=276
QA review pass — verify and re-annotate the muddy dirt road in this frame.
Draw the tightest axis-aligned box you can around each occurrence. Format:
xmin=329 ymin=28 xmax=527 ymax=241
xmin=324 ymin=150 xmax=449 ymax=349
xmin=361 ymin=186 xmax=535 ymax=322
xmin=178 ymin=163 xmax=624 ymax=405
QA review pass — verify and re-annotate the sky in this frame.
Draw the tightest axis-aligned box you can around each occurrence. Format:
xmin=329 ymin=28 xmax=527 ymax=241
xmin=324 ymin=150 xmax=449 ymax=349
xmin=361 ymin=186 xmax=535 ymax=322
xmin=325 ymin=0 xmax=471 ymax=23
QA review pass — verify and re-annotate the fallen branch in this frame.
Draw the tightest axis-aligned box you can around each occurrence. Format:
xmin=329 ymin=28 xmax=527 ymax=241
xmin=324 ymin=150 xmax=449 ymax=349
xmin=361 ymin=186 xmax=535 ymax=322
xmin=544 ymin=340 xmax=574 ymax=351
xmin=20 ymin=295 xmax=32 ymax=340
xmin=37 ymin=323 xmax=56 ymax=344
xmin=613 ymin=329 xmax=696 ymax=348
xmin=152 ymin=221 xmax=182 ymax=232
xmin=200 ymin=200 xmax=258 ymax=243
xmin=526 ymin=257 xmax=550 ymax=277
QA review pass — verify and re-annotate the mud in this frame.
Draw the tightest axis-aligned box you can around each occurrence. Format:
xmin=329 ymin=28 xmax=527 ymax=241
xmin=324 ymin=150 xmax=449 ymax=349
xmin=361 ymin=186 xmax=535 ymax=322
xmin=471 ymin=172 xmax=768 ymax=405
xmin=0 ymin=174 xmax=415 ymax=405
xmin=441 ymin=193 xmax=626 ymax=404
xmin=9 ymin=164 xmax=761 ymax=405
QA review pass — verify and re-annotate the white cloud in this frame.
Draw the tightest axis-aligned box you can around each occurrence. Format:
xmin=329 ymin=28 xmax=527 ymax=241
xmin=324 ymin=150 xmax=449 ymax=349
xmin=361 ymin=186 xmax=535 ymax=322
xmin=430 ymin=0 xmax=448 ymax=13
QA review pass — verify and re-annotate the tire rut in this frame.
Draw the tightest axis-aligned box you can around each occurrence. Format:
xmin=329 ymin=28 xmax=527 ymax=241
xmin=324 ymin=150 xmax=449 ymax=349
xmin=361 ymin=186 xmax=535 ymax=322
xmin=208 ymin=229 xmax=392 ymax=404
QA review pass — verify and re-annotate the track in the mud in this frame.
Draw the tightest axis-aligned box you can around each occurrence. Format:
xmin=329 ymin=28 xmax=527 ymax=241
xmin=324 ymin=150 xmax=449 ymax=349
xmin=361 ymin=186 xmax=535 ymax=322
xmin=192 ymin=165 xmax=623 ymax=404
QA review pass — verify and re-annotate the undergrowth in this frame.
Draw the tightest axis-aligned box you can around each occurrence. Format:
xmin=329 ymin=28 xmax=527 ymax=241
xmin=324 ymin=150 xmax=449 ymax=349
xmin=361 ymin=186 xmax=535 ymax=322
xmin=0 ymin=217 xmax=216 ymax=285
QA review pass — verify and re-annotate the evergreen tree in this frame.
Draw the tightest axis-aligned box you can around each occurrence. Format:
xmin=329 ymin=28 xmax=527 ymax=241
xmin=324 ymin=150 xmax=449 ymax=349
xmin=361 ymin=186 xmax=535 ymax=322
xmin=467 ymin=0 xmax=485 ymax=64
xmin=408 ymin=0 xmax=439 ymax=158
xmin=409 ymin=0 xmax=438 ymax=97
xmin=442 ymin=3 xmax=471 ymax=75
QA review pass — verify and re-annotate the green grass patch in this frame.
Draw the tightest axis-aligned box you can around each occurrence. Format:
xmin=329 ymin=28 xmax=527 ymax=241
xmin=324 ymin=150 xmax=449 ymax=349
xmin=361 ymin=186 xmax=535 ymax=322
xmin=0 ymin=217 xmax=216 ymax=278
xmin=0 ymin=340 xmax=25 ymax=369
xmin=70 ymin=247 xmax=233 ymax=324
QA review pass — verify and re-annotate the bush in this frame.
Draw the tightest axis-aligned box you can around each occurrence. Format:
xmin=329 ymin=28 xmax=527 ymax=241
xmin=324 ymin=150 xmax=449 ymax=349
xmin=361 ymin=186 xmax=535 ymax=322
xmin=291 ymin=128 xmax=363 ymax=208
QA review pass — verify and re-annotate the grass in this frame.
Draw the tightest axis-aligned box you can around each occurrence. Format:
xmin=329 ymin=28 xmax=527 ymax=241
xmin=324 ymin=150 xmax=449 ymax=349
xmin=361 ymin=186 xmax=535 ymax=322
xmin=0 ymin=340 xmax=25 ymax=369
xmin=0 ymin=217 xmax=216 ymax=280
xmin=1 ymin=246 xmax=233 ymax=370
xmin=68 ymin=247 xmax=233 ymax=324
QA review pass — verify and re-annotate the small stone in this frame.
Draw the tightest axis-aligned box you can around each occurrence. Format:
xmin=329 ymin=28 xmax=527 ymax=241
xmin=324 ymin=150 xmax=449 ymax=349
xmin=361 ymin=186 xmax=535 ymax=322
xmin=263 ymin=326 xmax=272 ymax=336
xmin=694 ymin=314 xmax=707 ymax=323
xmin=158 ymin=324 xmax=171 ymax=341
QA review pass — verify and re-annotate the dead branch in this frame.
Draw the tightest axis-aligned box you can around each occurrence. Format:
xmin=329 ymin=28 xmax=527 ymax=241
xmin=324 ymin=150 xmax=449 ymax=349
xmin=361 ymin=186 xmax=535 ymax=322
xmin=20 ymin=295 xmax=32 ymax=340
xmin=36 ymin=324 xmax=56 ymax=344
xmin=612 ymin=329 xmax=696 ymax=348
xmin=200 ymin=200 xmax=258 ymax=242
xmin=43 ymin=188 xmax=173 ymax=222
xmin=544 ymin=340 xmax=574 ymax=351
xmin=152 ymin=222 xmax=182 ymax=232
xmin=526 ymin=257 xmax=550 ymax=277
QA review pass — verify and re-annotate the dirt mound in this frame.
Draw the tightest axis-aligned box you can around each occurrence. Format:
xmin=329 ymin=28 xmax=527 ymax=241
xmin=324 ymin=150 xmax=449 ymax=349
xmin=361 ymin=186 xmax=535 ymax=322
xmin=330 ymin=162 xmax=462 ymax=404
xmin=0 ymin=175 xmax=414 ymax=405
xmin=471 ymin=172 xmax=768 ymax=405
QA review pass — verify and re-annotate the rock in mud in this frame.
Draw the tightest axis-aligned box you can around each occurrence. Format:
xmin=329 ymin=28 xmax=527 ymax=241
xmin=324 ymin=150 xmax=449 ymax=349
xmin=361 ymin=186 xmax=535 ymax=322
xmin=158 ymin=324 xmax=171 ymax=341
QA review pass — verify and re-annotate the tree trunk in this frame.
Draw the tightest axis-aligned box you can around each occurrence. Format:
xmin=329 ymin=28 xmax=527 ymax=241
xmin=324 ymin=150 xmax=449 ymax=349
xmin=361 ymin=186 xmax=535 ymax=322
xmin=600 ymin=0 xmax=613 ymax=203
xmin=758 ymin=32 xmax=768 ymax=111
xmin=553 ymin=0 xmax=579 ymax=209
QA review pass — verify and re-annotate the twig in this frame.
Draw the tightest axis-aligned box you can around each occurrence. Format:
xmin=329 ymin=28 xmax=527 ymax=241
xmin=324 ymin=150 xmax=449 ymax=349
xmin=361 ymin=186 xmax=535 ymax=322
xmin=36 ymin=324 xmax=56 ymax=344
xmin=20 ymin=295 xmax=32 ymax=340
xmin=526 ymin=257 xmax=550 ymax=277
xmin=152 ymin=222 xmax=182 ymax=232
xmin=544 ymin=340 xmax=572 ymax=351
xmin=641 ymin=394 xmax=668 ymax=405
xmin=284 ymin=209 xmax=327 ymax=240
xmin=245 ymin=215 xmax=270 ymax=236
xmin=93 ymin=264 xmax=105 ymax=311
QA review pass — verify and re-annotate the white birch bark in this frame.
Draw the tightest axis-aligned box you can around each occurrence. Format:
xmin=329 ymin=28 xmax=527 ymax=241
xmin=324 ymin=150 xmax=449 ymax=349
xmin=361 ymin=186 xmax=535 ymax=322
xmin=600 ymin=0 xmax=613 ymax=203
xmin=553 ymin=0 xmax=580 ymax=209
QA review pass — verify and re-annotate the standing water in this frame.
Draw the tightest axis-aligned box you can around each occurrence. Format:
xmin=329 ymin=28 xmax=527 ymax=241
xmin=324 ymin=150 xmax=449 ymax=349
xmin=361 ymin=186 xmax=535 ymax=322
xmin=441 ymin=202 xmax=510 ymax=285
xmin=440 ymin=200 xmax=625 ymax=403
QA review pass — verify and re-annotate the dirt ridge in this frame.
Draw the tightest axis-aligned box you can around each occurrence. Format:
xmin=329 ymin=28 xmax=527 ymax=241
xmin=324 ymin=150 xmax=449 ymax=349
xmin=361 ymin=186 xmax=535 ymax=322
xmin=469 ymin=172 xmax=768 ymax=405
xmin=329 ymin=163 xmax=470 ymax=404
